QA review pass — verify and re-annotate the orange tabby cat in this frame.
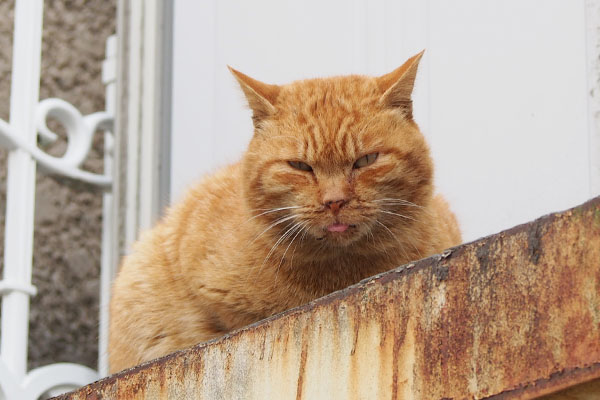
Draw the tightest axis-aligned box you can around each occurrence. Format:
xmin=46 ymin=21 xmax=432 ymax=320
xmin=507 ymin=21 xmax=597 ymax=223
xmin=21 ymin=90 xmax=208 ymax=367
xmin=108 ymin=51 xmax=461 ymax=373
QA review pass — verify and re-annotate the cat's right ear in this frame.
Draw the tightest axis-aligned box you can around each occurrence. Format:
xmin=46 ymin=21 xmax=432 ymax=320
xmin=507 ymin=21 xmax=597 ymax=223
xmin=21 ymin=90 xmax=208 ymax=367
xmin=228 ymin=67 xmax=281 ymax=128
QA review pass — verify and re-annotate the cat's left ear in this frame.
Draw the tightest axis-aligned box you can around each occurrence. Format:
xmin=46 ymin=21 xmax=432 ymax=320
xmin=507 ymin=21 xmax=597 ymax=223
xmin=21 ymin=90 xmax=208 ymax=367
xmin=376 ymin=50 xmax=424 ymax=118
xmin=228 ymin=67 xmax=281 ymax=127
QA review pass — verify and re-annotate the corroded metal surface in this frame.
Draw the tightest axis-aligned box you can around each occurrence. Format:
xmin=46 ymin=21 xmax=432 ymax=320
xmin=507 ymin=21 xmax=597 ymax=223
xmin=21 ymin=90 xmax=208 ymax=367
xmin=57 ymin=197 xmax=600 ymax=399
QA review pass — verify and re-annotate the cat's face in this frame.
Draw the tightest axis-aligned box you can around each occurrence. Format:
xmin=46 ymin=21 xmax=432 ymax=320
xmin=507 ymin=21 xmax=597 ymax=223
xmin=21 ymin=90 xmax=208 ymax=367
xmin=236 ymin=52 xmax=433 ymax=249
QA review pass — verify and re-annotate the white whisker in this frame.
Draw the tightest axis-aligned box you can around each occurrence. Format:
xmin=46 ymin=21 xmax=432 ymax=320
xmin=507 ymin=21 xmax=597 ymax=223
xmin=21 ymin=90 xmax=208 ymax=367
xmin=404 ymin=232 xmax=423 ymax=259
xmin=374 ymin=218 xmax=414 ymax=262
xmin=274 ymin=222 xmax=307 ymax=283
xmin=374 ymin=219 xmax=397 ymax=241
xmin=246 ymin=214 xmax=297 ymax=248
xmin=373 ymin=198 xmax=423 ymax=209
xmin=375 ymin=233 xmax=393 ymax=262
xmin=259 ymin=221 xmax=302 ymax=273
xmin=245 ymin=206 xmax=302 ymax=223
xmin=374 ymin=198 xmax=434 ymax=218
xmin=379 ymin=210 xmax=417 ymax=222
xmin=299 ymin=224 xmax=310 ymax=244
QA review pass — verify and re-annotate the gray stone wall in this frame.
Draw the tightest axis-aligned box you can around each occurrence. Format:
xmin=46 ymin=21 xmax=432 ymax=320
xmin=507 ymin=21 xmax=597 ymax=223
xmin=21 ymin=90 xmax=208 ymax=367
xmin=0 ymin=0 xmax=116 ymax=370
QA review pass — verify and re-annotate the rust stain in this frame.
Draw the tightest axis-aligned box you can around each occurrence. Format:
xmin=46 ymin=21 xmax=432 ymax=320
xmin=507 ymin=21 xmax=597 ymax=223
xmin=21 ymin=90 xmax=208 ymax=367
xmin=55 ymin=196 xmax=600 ymax=400
xmin=526 ymin=219 xmax=544 ymax=265
xmin=295 ymin=329 xmax=308 ymax=400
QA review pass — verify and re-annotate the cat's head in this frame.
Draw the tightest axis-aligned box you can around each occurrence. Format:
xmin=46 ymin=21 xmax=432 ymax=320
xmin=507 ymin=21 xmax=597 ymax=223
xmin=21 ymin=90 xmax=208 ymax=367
xmin=233 ymin=52 xmax=433 ymax=250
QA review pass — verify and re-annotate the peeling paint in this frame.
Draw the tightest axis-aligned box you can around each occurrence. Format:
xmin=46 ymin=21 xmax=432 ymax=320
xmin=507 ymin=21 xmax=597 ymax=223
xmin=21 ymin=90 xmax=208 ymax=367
xmin=55 ymin=197 xmax=600 ymax=399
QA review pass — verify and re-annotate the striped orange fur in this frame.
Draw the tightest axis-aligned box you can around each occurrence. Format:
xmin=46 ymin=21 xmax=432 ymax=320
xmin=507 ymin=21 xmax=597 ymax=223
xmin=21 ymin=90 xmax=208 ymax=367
xmin=108 ymin=51 xmax=461 ymax=372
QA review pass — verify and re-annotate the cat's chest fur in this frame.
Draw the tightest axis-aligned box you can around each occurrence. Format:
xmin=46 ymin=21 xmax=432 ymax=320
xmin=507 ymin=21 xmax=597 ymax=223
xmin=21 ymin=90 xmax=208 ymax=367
xmin=172 ymin=169 xmax=402 ymax=319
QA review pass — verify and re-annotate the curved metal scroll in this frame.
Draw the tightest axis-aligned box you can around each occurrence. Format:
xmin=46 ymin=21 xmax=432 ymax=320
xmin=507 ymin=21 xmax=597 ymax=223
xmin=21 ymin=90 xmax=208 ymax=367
xmin=0 ymin=361 xmax=98 ymax=400
xmin=0 ymin=98 xmax=113 ymax=190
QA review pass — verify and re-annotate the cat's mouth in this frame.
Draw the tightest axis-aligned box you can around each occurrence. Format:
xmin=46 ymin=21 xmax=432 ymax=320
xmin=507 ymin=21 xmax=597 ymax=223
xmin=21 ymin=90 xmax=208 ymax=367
xmin=316 ymin=223 xmax=358 ymax=241
xmin=327 ymin=223 xmax=351 ymax=233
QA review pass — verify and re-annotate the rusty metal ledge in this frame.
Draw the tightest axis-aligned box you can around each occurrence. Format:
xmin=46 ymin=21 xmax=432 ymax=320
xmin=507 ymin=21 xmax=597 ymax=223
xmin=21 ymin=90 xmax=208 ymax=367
xmin=57 ymin=197 xmax=600 ymax=399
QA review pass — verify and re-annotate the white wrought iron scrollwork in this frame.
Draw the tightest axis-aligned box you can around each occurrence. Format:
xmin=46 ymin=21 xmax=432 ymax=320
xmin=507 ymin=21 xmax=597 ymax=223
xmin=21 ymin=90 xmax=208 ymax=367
xmin=0 ymin=0 xmax=116 ymax=397
xmin=0 ymin=100 xmax=112 ymax=190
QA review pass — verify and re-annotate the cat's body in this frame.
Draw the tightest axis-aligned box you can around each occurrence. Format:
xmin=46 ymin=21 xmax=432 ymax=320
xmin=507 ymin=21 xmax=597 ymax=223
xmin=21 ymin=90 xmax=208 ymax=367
xmin=109 ymin=52 xmax=461 ymax=373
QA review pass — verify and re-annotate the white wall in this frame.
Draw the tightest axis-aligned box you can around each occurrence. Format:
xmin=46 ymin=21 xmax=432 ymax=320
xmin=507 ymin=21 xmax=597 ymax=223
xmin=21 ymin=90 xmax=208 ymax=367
xmin=171 ymin=0 xmax=597 ymax=242
xmin=427 ymin=0 xmax=592 ymax=240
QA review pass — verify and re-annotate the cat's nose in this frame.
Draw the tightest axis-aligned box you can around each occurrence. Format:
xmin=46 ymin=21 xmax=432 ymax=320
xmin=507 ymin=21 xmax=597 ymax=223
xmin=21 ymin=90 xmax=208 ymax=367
xmin=325 ymin=199 xmax=346 ymax=214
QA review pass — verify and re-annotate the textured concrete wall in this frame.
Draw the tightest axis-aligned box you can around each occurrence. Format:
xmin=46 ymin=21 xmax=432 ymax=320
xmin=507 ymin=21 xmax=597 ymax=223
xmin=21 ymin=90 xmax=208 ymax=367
xmin=0 ymin=0 xmax=116 ymax=370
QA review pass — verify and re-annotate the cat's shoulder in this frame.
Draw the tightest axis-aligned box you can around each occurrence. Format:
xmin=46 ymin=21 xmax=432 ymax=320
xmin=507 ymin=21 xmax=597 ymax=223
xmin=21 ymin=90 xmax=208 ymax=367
xmin=165 ymin=162 xmax=244 ymax=224
xmin=180 ymin=162 xmax=242 ymax=202
xmin=430 ymin=194 xmax=462 ymax=248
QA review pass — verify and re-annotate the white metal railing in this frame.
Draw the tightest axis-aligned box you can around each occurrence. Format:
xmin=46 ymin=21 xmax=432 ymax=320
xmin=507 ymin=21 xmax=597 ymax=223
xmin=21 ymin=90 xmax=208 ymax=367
xmin=0 ymin=1 xmax=116 ymax=398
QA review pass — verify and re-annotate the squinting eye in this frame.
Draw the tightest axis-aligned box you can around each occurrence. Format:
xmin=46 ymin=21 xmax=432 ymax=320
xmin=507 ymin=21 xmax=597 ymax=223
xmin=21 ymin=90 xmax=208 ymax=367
xmin=353 ymin=153 xmax=379 ymax=169
xmin=288 ymin=160 xmax=313 ymax=172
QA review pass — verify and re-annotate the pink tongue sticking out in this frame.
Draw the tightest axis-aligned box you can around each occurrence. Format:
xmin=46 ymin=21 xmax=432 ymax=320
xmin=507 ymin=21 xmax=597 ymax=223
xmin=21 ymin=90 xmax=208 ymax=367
xmin=327 ymin=223 xmax=349 ymax=233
